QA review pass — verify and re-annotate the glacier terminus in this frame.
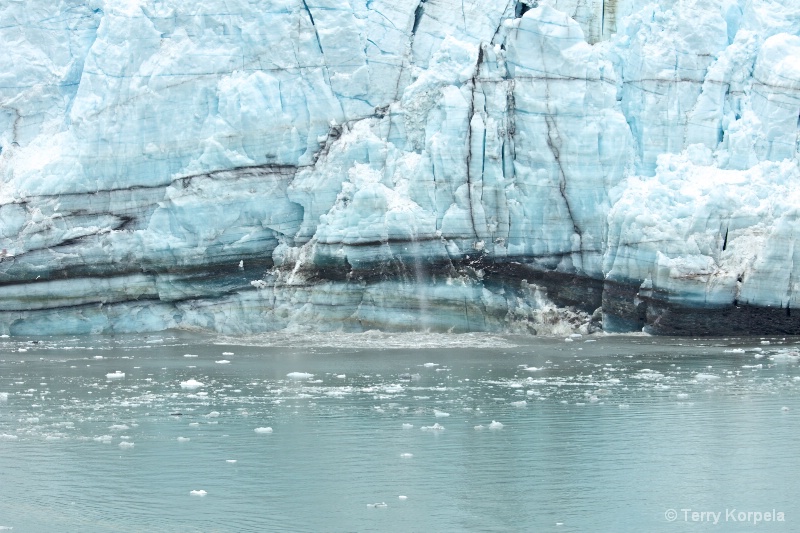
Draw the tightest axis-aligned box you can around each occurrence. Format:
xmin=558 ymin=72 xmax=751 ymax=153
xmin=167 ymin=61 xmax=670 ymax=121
xmin=1 ymin=0 xmax=799 ymax=336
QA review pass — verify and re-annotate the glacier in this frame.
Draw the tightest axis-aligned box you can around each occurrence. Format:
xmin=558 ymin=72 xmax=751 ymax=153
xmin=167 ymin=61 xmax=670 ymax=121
xmin=0 ymin=0 xmax=799 ymax=336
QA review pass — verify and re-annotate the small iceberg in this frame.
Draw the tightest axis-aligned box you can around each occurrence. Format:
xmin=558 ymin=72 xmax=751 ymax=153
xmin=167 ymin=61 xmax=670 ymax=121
xmin=180 ymin=379 xmax=204 ymax=390
xmin=106 ymin=371 xmax=125 ymax=379
xmin=190 ymin=490 xmax=207 ymax=496
xmin=421 ymin=423 xmax=445 ymax=431
xmin=118 ymin=441 xmax=135 ymax=449
xmin=183 ymin=354 xmax=198 ymax=358
xmin=433 ymin=410 xmax=450 ymax=417
xmin=489 ymin=420 xmax=504 ymax=430
xmin=254 ymin=427 xmax=273 ymax=434
xmin=367 ymin=502 xmax=387 ymax=508
xmin=215 ymin=360 xmax=231 ymax=364
xmin=287 ymin=372 xmax=313 ymax=380
xmin=400 ymin=453 xmax=413 ymax=458
xmin=177 ymin=437 xmax=190 ymax=442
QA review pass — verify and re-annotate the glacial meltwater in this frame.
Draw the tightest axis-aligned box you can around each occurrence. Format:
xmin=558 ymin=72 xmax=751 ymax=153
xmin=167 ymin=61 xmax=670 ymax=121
xmin=0 ymin=332 xmax=798 ymax=532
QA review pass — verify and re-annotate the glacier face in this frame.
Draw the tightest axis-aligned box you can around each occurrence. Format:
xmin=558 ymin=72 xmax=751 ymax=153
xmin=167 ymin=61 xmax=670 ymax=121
xmin=0 ymin=0 xmax=799 ymax=335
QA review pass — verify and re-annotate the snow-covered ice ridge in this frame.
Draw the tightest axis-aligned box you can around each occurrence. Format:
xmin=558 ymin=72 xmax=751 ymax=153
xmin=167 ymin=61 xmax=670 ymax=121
xmin=0 ymin=0 xmax=798 ymax=336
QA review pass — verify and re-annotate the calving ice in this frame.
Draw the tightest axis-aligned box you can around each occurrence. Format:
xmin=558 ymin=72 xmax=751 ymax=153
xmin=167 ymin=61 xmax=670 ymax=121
xmin=0 ymin=0 xmax=799 ymax=336
xmin=679 ymin=508 xmax=786 ymax=524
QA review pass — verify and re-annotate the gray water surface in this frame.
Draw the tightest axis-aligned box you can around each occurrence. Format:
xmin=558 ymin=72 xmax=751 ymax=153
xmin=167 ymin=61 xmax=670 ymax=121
xmin=0 ymin=332 xmax=798 ymax=532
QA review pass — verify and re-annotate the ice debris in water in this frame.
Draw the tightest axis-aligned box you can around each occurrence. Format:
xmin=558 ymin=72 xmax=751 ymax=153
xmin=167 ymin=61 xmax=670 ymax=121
xmin=205 ymin=411 xmax=220 ymax=418
xmin=177 ymin=437 xmax=190 ymax=442
xmin=287 ymin=372 xmax=313 ymax=380
xmin=398 ymin=495 xmax=408 ymax=500
xmin=433 ymin=410 xmax=450 ymax=417
xmin=222 ymin=352 xmax=234 ymax=356
xmin=254 ymin=427 xmax=273 ymax=434
xmin=226 ymin=459 xmax=237 ymax=463
xmin=510 ymin=400 xmax=527 ymax=407
xmin=782 ymin=406 xmax=790 ymax=412
xmin=180 ymin=379 xmax=204 ymax=390
xmin=109 ymin=424 xmax=129 ymax=431
xmin=489 ymin=421 xmax=504 ymax=429
xmin=400 ymin=453 xmax=413 ymax=458
xmin=118 ymin=441 xmax=135 ymax=449
xmin=0 ymin=393 xmax=8 ymax=402
xmin=423 ymin=363 xmax=438 ymax=368
xmin=106 ymin=371 xmax=125 ymax=379
xmin=0 ymin=434 xmax=18 ymax=441
xmin=190 ymin=490 xmax=207 ymax=496
xmin=367 ymin=502 xmax=387 ymax=508
xmin=215 ymin=360 xmax=231 ymax=364
xmin=695 ymin=373 xmax=720 ymax=381
xmin=183 ymin=354 xmax=198 ymax=358
xmin=402 ymin=423 xmax=414 ymax=429
xmin=421 ymin=423 xmax=445 ymax=431
xmin=474 ymin=425 xmax=485 ymax=430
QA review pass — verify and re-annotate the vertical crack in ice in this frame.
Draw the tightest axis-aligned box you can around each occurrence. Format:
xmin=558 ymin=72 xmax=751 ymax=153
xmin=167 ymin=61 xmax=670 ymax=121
xmin=411 ymin=0 xmax=426 ymax=36
xmin=301 ymin=0 xmax=324 ymax=56
xmin=544 ymin=114 xmax=581 ymax=239
xmin=465 ymin=46 xmax=486 ymax=241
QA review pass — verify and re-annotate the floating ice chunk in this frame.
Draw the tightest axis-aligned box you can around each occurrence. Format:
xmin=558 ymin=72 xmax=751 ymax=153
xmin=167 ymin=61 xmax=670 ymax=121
xmin=183 ymin=354 xmax=198 ymax=358
xmin=398 ymin=495 xmax=408 ymax=500
xmin=569 ymin=334 xmax=582 ymax=338
xmin=433 ymin=410 xmax=450 ymax=417
xmin=402 ymin=423 xmax=414 ymax=429
xmin=335 ymin=374 xmax=346 ymax=379
xmin=177 ymin=437 xmax=190 ymax=442
xmin=180 ymin=379 xmax=204 ymax=390
xmin=383 ymin=384 xmax=404 ymax=393
xmin=421 ymin=423 xmax=445 ymax=431
xmin=694 ymin=373 xmax=720 ymax=382
xmin=724 ymin=349 xmax=745 ymax=353
xmin=190 ymin=490 xmax=207 ymax=496
xmin=254 ymin=427 xmax=273 ymax=434
xmin=510 ymin=400 xmax=527 ymax=407
xmin=761 ymin=341 xmax=771 ymax=345
xmin=215 ymin=360 xmax=231 ymax=364
xmin=0 ymin=434 xmax=18 ymax=441
xmin=93 ymin=356 xmax=103 ymax=359
xmin=564 ymin=338 xmax=573 ymax=343
xmin=286 ymin=372 xmax=313 ymax=380
xmin=782 ymin=406 xmax=790 ymax=412
xmin=488 ymin=421 xmax=504 ymax=430
xmin=109 ymin=424 xmax=129 ymax=431
xmin=423 ymin=363 xmax=438 ymax=368
xmin=618 ymin=404 xmax=630 ymax=409
xmin=474 ymin=425 xmax=484 ymax=430
xmin=743 ymin=364 xmax=763 ymax=369
xmin=0 ymin=393 xmax=7 ymax=402
xmin=676 ymin=393 xmax=689 ymax=400
xmin=118 ymin=441 xmax=135 ymax=449
xmin=400 ymin=453 xmax=413 ymax=458
xmin=226 ymin=459 xmax=237 ymax=463
xmin=24 ymin=417 xmax=39 ymax=424
xmin=189 ymin=422 xmax=200 ymax=427
xmin=222 ymin=352 xmax=234 ymax=356
xmin=93 ymin=435 xmax=113 ymax=443
xmin=366 ymin=502 xmax=387 ymax=508
xmin=106 ymin=371 xmax=125 ymax=379
xmin=523 ymin=367 xmax=541 ymax=372
xmin=205 ymin=411 xmax=221 ymax=418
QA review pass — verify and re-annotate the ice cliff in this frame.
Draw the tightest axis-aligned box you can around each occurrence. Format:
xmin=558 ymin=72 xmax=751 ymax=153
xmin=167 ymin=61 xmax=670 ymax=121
xmin=0 ymin=0 xmax=799 ymax=335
